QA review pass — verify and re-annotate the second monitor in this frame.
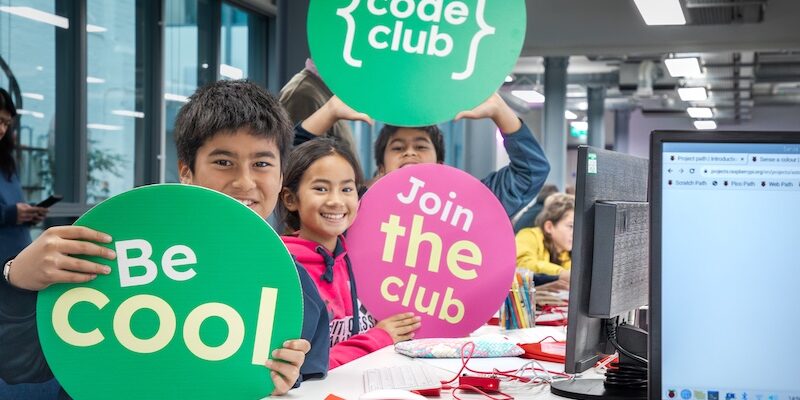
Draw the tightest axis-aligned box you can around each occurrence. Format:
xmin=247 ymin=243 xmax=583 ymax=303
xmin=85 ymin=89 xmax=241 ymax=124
xmin=551 ymin=146 xmax=650 ymax=400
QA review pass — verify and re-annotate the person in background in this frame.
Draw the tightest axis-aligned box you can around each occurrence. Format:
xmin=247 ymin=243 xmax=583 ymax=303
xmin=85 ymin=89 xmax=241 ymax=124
xmin=0 ymin=88 xmax=47 ymax=272
xmin=279 ymin=59 xmax=359 ymax=160
xmin=512 ymin=183 xmax=559 ymax=233
xmin=515 ymin=193 xmax=575 ymax=289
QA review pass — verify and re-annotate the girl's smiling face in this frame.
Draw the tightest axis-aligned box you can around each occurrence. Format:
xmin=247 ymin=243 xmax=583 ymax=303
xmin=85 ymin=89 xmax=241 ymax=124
xmin=282 ymin=154 xmax=359 ymax=251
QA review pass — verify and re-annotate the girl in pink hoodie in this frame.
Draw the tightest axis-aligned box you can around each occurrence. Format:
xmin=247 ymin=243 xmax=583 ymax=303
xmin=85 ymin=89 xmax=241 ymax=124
xmin=278 ymin=138 xmax=421 ymax=369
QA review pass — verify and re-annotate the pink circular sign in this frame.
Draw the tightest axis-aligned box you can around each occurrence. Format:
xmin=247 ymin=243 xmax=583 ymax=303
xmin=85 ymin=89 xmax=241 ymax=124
xmin=347 ymin=164 xmax=516 ymax=338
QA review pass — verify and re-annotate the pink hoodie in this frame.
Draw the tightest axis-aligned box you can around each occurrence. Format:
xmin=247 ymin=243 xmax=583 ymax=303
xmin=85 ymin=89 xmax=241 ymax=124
xmin=282 ymin=235 xmax=393 ymax=369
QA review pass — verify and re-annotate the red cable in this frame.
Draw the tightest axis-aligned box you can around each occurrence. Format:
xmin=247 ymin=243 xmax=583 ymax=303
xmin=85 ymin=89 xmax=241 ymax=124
xmin=451 ymin=385 xmax=513 ymax=400
xmin=439 ymin=340 xmax=572 ymax=399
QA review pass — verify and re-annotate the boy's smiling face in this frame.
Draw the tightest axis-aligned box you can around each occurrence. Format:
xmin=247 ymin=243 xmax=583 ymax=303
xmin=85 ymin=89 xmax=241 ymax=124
xmin=179 ymin=130 xmax=282 ymax=219
xmin=380 ymin=128 xmax=439 ymax=175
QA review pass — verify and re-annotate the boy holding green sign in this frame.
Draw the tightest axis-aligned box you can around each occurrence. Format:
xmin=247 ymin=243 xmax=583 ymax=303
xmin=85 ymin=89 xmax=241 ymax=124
xmin=0 ymin=80 xmax=329 ymax=397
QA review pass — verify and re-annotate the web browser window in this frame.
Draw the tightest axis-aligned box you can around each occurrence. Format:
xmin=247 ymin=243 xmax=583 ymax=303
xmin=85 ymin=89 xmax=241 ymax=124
xmin=661 ymin=142 xmax=800 ymax=400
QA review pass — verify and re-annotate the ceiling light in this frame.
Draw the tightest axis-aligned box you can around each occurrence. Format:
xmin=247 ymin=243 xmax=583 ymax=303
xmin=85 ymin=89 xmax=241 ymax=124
xmin=87 ymin=123 xmax=123 ymax=131
xmin=678 ymin=87 xmax=708 ymax=101
xmin=164 ymin=93 xmax=190 ymax=103
xmin=694 ymin=120 xmax=717 ymax=130
xmin=565 ymin=110 xmax=578 ymax=120
xmin=112 ymin=110 xmax=145 ymax=119
xmin=219 ymin=64 xmax=244 ymax=80
xmin=633 ymin=0 xmax=686 ymax=25
xmin=86 ymin=24 xmax=107 ymax=33
xmin=17 ymin=109 xmax=44 ymax=119
xmin=511 ymin=90 xmax=545 ymax=104
xmin=687 ymin=107 xmax=713 ymax=119
xmin=22 ymin=92 xmax=44 ymax=101
xmin=87 ymin=76 xmax=106 ymax=84
xmin=665 ymin=58 xmax=703 ymax=77
xmin=0 ymin=6 xmax=69 ymax=28
xmin=505 ymin=75 xmax=514 ymax=83
xmin=571 ymin=121 xmax=588 ymax=131
xmin=576 ymin=101 xmax=588 ymax=111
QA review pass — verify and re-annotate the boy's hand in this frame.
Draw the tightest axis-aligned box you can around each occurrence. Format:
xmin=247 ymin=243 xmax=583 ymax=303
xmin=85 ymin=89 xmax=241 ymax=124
xmin=7 ymin=226 xmax=115 ymax=291
xmin=301 ymin=95 xmax=373 ymax=136
xmin=454 ymin=93 xmax=522 ymax=134
xmin=266 ymin=339 xmax=310 ymax=396
xmin=16 ymin=203 xmax=47 ymax=225
xmin=376 ymin=312 xmax=421 ymax=343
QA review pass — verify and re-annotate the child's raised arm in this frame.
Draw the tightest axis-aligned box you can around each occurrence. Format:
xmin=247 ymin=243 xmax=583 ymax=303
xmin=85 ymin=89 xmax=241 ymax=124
xmin=300 ymin=96 xmax=373 ymax=137
xmin=455 ymin=93 xmax=522 ymax=134
xmin=7 ymin=226 xmax=115 ymax=291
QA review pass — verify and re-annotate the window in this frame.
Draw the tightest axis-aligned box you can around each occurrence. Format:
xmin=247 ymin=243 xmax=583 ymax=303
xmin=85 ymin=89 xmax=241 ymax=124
xmin=0 ymin=0 xmax=59 ymax=203
xmin=85 ymin=0 xmax=137 ymax=203
xmin=3 ymin=0 xmax=275 ymax=214
xmin=219 ymin=2 xmax=248 ymax=80
xmin=163 ymin=0 xmax=198 ymax=182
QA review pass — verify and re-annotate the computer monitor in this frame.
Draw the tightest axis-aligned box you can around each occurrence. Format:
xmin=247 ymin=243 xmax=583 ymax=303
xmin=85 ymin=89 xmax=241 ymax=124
xmin=552 ymin=146 xmax=650 ymax=400
xmin=649 ymin=131 xmax=800 ymax=400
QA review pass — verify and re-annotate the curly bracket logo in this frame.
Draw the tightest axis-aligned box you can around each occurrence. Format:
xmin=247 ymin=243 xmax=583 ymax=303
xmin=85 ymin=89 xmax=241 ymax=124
xmin=309 ymin=0 xmax=526 ymax=126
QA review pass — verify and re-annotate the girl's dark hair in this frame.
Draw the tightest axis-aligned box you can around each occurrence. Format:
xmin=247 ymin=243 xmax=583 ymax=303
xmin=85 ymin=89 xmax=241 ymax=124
xmin=373 ymin=125 xmax=445 ymax=169
xmin=279 ymin=137 xmax=364 ymax=232
xmin=0 ymin=88 xmax=18 ymax=180
xmin=534 ymin=193 xmax=575 ymax=265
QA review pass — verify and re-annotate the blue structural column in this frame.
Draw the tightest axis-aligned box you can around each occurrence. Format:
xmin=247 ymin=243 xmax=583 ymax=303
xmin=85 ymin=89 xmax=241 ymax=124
xmin=587 ymin=86 xmax=606 ymax=150
xmin=543 ymin=57 xmax=569 ymax=189
xmin=614 ymin=109 xmax=632 ymax=154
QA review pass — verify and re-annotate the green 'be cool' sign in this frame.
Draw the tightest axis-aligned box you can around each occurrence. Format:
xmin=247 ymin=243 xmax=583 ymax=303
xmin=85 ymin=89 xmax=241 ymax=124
xmin=308 ymin=0 xmax=527 ymax=127
xmin=36 ymin=184 xmax=303 ymax=399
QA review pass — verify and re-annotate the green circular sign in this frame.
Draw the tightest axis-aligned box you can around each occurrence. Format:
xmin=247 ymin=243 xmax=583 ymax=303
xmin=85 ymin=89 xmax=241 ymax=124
xmin=36 ymin=184 xmax=303 ymax=399
xmin=308 ymin=0 xmax=527 ymax=127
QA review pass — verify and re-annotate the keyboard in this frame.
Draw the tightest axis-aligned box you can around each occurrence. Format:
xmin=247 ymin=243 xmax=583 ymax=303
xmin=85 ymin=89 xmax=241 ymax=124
xmin=363 ymin=363 xmax=442 ymax=392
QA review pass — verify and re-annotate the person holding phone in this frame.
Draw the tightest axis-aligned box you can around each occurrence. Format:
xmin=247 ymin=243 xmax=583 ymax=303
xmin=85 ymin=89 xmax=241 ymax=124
xmin=0 ymin=88 xmax=48 ymax=267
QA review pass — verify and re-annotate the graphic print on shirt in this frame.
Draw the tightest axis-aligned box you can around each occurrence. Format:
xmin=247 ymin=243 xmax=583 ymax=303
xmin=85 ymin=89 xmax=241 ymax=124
xmin=329 ymin=299 xmax=377 ymax=346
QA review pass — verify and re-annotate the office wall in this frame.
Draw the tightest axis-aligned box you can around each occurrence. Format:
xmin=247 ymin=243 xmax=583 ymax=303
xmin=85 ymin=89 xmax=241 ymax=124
xmin=628 ymin=106 xmax=800 ymax=159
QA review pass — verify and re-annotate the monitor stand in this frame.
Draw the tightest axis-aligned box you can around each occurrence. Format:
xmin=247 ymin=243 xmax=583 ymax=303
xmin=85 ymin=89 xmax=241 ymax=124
xmin=551 ymin=379 xmax=646 ymax=400
xmin=551 ymin=325 xmax=647 ymax=400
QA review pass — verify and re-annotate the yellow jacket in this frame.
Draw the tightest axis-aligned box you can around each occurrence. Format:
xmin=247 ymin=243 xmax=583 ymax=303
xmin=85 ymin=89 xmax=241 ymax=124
xmin=515 ymin=227 xmax=571 ymax=275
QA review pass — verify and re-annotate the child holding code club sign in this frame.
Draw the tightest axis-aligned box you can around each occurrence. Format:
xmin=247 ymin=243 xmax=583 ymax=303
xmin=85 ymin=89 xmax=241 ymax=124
xmin=294 ymin=93 xmax=550 ymax=218
xmin=0 ymin=80 xmax=329 ymax=398
xmin=278 ymin=138 xmax=421 ymax=369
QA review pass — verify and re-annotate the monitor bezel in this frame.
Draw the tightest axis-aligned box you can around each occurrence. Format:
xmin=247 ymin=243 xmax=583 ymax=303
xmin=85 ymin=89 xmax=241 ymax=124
xmin=648 ymin=130 xmax=800 ymax=400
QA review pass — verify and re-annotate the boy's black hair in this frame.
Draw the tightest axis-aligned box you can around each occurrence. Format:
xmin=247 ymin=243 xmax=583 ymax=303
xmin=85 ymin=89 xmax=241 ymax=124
xmin=373 ymin=125 xmax=445 ymax=170
xmin=279 ymin=137 xmax=364 ymax=232
xmin=0 ymin=88 xmax=18 ymax=180
xmin=174 ymin=80 xmax=293 ymax=172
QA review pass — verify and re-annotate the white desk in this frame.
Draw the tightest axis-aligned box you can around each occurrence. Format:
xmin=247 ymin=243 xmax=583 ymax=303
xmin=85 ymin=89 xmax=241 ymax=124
xmin=289 ymin=325 xmax=605 ymax=400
